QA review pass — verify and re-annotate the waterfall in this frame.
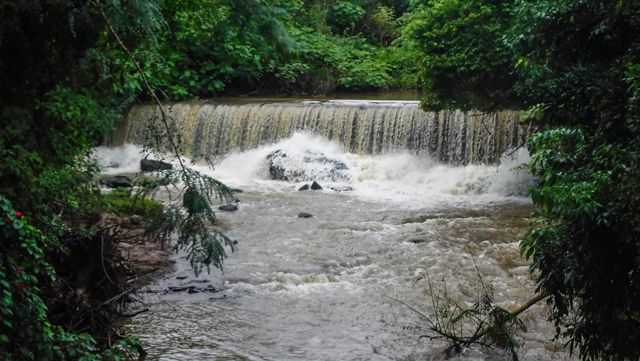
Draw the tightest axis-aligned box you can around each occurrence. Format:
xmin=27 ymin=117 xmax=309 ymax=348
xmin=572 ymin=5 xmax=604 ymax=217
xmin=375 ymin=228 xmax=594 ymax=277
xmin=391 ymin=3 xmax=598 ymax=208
xmin=114 ymin=100 xmax=528 ymax=164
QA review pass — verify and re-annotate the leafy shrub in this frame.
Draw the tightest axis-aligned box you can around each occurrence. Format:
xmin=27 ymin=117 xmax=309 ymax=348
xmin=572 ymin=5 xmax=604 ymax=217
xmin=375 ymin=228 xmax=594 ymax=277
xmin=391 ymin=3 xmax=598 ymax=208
xmin=330 ymin=1 xmax=366 ymax=34
xmin=0 ymin=196 xmax=142 ymax=361
xmin=404 ymin=0 xmax=517 ymax=110
xmin=104 ymin=188 xmax=164 ymax=218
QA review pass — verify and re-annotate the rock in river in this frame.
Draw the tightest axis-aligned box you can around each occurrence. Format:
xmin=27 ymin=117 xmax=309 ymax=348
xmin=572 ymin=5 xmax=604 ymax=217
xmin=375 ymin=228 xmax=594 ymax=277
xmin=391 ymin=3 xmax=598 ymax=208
xmin=298 ymin=212 xmax=313 ymax=218
xmin=141 ymin=158 xmax=173 ymax=172
xmin=102 ymin=175 xmax=132 ymax=188
xmin=219 ymin=204 xmax=238 ymax=212
xmin=266 ymin=149 xmax=350 ymax=182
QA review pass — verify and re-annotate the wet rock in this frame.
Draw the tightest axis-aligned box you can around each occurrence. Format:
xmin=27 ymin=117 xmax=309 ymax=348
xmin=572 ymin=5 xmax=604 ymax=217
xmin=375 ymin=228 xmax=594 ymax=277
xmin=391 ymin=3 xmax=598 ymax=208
xmin=298 ymin=212 xmax=313 ymax=218
xmin=140 ymin=175 xmax=178 ymax=188
xmin=266 ymin=149 xmax=350 ymax=182
xmin=129 ymin=215 xmax=143 ymax=225
xmin=175 ymin=276 xmax=187 ymax=280
xmin=102 ymin=175 xmax=133 ymax=188
xmin=298 ymin=184 xmax=310 ymax=191
xmin=167 ymin=286 xmax=190 ymax=293
xmin=230 ymin=188 xmax=244 ymax=193
xmin=209 ymin=293 xmax=228 ymax=300
xmin=140 ymin=158 xmax=173 ymax=172
xmin=158 ymin=176 xmax=179 ymax=186
xmin=266 ymin=150 xmax=290 ymax=181
xmin=165 ymin=284 xmax=219 ymax=294
xmin=329 ymin=186 xmax=353 ymax=192
xmin=218 ymin=204 xmax=238 ymax=212
xmin=310 ymin=181 xmax=323 ymax=190
xmin=407 ymin=239 xmax=427 ymax=244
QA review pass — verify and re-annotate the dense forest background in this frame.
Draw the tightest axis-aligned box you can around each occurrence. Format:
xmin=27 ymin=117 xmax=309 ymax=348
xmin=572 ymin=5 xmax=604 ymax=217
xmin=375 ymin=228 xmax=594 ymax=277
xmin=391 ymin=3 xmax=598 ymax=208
xmin=1 ymin=0 xmax=639 ymax=360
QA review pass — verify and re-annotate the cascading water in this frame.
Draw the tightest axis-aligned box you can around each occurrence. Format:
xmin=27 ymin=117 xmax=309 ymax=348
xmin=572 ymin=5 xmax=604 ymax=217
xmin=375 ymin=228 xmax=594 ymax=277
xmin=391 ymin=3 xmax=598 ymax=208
xmin=115 ymin=100 xmax=528 ymax=165
xmin=96 ymin=99 xmax=574 ymax=361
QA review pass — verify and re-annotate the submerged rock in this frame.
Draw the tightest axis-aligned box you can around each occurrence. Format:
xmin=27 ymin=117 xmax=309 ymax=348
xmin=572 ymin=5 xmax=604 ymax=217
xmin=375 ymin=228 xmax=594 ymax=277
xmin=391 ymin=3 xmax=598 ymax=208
xmin=140 ymin=158 xmax=173 ymax=172
xmin=102 ymin=175 xmax=132 ymax=188
xmin=218 ymin=204 xmax=238 ymax=212
xmin=329 ymin=186 xmax=353 ymax=192
xmin=407 ymin=239 xmax=427 ymax=244
xmin=298 ymin=212 xmax=313 ymax=218
xmin=165 ymin=285 xmax=219 ymax=294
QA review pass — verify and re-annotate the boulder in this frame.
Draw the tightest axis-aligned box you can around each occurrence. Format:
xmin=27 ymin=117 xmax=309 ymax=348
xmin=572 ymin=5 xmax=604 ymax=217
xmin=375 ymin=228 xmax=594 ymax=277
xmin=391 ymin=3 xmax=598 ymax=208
xmin=140 ymin=158 xmax=173 ymax=172
xmin=266 ymin=149 xmax=350 ymax=182
xmin=218 ymin=204 xmax=238 ymax=212
xmin=298 ymin=212 xmax=313 ymax=218
xmin=266 ymin=150 xmax=290 ymax=181
xmin=102 ymin=175 xmax=132 ymax=188
xmin=310 ymin=181 xmax=323 ymax=190
xmin=298 ymin=184 xmax=310 ymax=191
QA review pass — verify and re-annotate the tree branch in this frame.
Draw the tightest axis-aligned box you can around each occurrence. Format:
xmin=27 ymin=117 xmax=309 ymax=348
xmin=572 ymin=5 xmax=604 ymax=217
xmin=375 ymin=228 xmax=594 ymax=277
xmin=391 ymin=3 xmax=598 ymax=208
xmin=95 ymin=1 xmax=188 ymax=175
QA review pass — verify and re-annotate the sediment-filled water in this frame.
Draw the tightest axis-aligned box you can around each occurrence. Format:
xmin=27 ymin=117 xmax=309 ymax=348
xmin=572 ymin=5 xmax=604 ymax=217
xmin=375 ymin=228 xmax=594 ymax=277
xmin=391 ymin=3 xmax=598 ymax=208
xmin=115 ymin=100 xmax=528 ymax=165
xmin=96 ymin=100 xmax=572 ymax=360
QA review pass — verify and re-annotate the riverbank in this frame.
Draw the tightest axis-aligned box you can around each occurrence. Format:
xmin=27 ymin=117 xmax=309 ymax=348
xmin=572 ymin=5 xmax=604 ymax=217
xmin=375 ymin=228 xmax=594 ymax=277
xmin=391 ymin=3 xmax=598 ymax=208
xmin=104 ymin=213 xmax=176 ymax=289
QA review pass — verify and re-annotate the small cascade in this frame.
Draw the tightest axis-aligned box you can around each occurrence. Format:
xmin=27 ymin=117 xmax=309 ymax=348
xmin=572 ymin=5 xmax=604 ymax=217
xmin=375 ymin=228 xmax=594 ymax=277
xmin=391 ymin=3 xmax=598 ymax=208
xmin=115 ymin=100 xmax=528 ymax=164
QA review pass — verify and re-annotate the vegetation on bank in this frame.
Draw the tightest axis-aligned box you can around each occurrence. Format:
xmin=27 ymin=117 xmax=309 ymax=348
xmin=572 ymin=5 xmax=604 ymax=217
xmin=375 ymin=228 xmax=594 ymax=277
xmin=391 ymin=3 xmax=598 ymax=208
xmin=1 ymin=0 xmax=639 ymax=360
xmin=112 ymin=0 xmax=423 ymax=99
xmin=409 ymin=1 xmax=640 ymax=359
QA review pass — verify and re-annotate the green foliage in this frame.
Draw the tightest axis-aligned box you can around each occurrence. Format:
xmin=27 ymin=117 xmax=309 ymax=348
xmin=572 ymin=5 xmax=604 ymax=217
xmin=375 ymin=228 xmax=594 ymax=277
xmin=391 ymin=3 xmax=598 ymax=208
xmin=104 ymin=188 xmax=164 ymax=218
xmin=278 ymin=28 xmax=394 ymax=92
xmin=106 ymin=0 xmax=417 ymax=97
xmin=404 ymin=0 xmax=517 ymax=110
xmin=1 ymin=0 xmax=166 ymax=359
xmin=523 ymin=126 xmax=640 ymax=360
xmin=330 ymin=1 xmax=366 ymax=34
xmin=506 ymin=1 xmax=640 ymax=133
xmin=126 ymin=0 xmax=296 ymax=99
xmin=0 ymin=196 xmax=143 ymax=361
xmin=365 ymin=5 xmax=399 ymax=45
xmin=512 ymin=2 xmax=640 ymax=360
xmin=143 ymin=167 xmax=238 ymax=275
xmin=408 ymin=0 xmax=640 ymax=359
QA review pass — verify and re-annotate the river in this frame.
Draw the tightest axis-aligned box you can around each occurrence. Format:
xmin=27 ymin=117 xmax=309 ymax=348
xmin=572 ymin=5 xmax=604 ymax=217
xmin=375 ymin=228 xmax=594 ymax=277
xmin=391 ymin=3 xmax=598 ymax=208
xmin=96 ymin=100 xmax=573 ymax=361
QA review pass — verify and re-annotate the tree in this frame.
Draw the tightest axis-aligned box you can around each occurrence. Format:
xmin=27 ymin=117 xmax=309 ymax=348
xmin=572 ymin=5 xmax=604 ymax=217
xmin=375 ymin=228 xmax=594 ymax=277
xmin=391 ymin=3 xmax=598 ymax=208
xmin=408 ymin=0 xmax=640 ymax=359
xmin=511 ymin=2 xmax=640 ymax=360
xmin=403 ymin=0 xmax=517 ymax=110
xmin=0 ymin=0 xmax=234 ymax=359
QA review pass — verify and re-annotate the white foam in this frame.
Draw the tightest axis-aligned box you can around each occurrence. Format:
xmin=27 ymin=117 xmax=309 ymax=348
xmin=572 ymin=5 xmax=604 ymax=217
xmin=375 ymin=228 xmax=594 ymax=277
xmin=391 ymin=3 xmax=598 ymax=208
xmin=92 ymin=144 xmax=145 ymax=174
xmin=93 ymin=132 xmax=533 ymax=207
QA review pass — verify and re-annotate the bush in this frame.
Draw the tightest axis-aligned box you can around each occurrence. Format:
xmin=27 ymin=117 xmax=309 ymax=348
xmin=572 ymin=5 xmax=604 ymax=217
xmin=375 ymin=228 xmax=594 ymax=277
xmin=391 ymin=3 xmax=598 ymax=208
xmin=104 ymin=188 xmax=164 ymax=218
